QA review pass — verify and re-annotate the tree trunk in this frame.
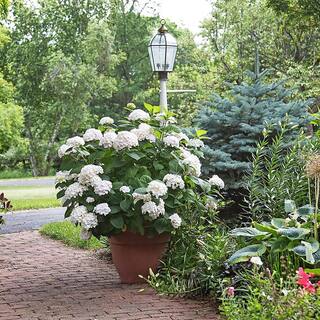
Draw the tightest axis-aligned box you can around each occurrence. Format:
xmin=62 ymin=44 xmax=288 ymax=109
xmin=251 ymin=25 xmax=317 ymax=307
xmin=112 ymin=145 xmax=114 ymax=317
xmin=43 ymin=109 xmax=65 ymax=176
xmin=25 ymin=126 xmax=39 ymax=177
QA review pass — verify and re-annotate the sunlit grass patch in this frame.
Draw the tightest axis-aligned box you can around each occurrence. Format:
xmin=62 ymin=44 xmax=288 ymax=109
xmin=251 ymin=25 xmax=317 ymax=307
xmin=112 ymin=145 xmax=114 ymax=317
xmin=40 ymin=220 xmax=104 ymax=250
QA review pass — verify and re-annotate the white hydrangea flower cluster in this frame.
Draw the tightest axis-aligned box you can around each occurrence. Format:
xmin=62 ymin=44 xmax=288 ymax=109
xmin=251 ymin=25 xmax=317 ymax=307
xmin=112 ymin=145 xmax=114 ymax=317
xmin=83 ymin=128 xmax=103 ymax=142
xmin=131 ymin=123 xmax=155 ymax=142
xmin=163 ymin=174 xmax=185 ymax=190
xmin=86 ymin=197 xmax=95 ymax=203
xmin=58 ymin=144 xmax=71 ymax=158
xmin=188 ymin=139 xmax=204 ymax=148
xmin=147 ymin=180 xmax=168 ymax=198
xmin=141 ymin=199 xmax=165 ymax=219
xmin=58 ymin=136 xmax=85 ymax=158
xmin=63 ymin=182 xmax=87 ymax=201
xmin=128 ymin=109 xmax=150 ymax=121
xmin=163 ymin=135 xmax=180 ymax=148
xmin=81 ymin=212 xmax=98 ymax=230
xmin=120 ymin=186 xmax=130 ymax=193
xmin=78 ymin=165 xmax=104 ymax=186
xmin=55 ymin=170 xmax=78 ymax=184
xmin=94 ymin=203 xmax=111 ymax=216
xmin=76 ymin=164 xmax=112 ymax=196
xmin=180 ymin=149 xmax=201 ymax=177
xmin=132 ymin=192 xmax=152 ymax=204
xmin=92 ymin=177 xmax=112 ymax=196
xmin=173 ymin=132 xmax=189 ymax=142
xmin=99 ymin=117 xmax=114 ymax=125
xmin=70 ymin=206 xmax=98 ymax=230
xmin=169 ymin=213 xmax=182 ymax=228
xmin=113 ymin=131 xmax=139 ymax=151
xmin=66 ymin=136 xmax=85 ymax=148
xmin=208 ymin=175 xmax=225 ymax=189
xmin=70 ymin=205 xmax=87 ymax=224
xmin=155 ymin=113 xmax=177 ymax=125
xmin=99 ymin=131 xmax=117 ymax=148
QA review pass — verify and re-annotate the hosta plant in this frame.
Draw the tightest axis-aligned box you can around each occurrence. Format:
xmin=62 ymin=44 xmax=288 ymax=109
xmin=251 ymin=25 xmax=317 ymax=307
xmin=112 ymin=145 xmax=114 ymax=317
xmin=55 ymin=103 xmax=223 ymax=239
xmin=228 ymin=200 xmax=320 ymax=265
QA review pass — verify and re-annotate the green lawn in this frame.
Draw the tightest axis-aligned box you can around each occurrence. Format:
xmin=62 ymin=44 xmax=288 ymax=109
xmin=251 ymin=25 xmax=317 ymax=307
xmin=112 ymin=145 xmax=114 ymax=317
xmin=1 ymin=185 xmax=60 ymax=211
xmin=40 ymin=221 xmax=104 ymax=250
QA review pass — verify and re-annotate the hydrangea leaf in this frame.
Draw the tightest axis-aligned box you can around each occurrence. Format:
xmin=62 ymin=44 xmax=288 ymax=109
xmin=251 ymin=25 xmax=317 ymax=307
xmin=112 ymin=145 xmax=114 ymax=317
xmin=110 ymin=215 xmax=124 ymax=229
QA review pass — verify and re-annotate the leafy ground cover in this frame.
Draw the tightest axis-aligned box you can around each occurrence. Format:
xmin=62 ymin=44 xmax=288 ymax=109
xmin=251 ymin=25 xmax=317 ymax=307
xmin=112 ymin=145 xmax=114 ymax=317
xmin=1 ymin=185 xmax=59 ymax=211
xmin=40 ymin=221 xmax=104 ymax=250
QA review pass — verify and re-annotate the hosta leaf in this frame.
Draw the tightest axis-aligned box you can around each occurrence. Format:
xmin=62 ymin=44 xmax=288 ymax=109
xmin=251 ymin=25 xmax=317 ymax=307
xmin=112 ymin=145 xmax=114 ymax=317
xmin=277 ymin=227 xmax=310 ymax=240
xmin=285 ymin=200 xmax=296 ymax=213
xmin=271 ymin=218 xmax=286 ymax=228
xmin=253 ymin=222 xmax=277 ymax=235
xmin=313 ymin=249 xmax=320 ymax=263
xmin=302 ymin=241 xmax=315 ymax=264
xmin=292 ymin=240 xmax=319 ymax=257
xmin=227 ymin=244 xmax=266 ymax=265
xmin=230 ymin=227 xmax=268 ymax=237
xmin=271 ymin=237 xmax=290 ymax=252
xmin=297 ymin=205 xmax=314 ymax=220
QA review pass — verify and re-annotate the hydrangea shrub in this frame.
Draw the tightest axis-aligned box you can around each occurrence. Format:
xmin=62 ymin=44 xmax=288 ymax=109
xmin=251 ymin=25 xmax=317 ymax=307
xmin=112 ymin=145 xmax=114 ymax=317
xmin=56 ymin=103 xmax=223 ymax=239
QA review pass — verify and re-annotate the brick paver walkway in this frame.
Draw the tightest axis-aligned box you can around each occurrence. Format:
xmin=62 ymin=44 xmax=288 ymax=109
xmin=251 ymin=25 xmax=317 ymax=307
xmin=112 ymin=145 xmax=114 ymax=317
xmin=0 ymin=232 xmax=220 ymax=320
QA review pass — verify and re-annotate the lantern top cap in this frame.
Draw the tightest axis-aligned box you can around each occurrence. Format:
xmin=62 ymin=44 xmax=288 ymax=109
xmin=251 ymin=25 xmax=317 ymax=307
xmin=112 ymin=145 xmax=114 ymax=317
xmin=158 ymin=19 xmax=167 ymax=33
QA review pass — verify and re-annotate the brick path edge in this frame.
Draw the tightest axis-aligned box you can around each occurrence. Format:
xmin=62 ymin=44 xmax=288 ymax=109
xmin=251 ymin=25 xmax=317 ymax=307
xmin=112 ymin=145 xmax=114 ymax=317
xmin=0 ymin=231 xmax=220 ymax=320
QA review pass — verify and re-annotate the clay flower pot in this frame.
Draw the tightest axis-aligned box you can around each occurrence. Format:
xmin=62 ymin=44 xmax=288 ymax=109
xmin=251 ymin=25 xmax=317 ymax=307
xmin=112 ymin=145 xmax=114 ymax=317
xmin=109 ymin=231 xmax=170 ymax=284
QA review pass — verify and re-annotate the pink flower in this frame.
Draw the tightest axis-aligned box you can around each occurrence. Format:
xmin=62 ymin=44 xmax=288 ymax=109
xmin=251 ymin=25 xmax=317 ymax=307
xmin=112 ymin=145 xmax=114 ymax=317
xmin=227 ymin=286 xmax=235 ymax=297
xmin=296 ymin=267 xmax=316 ymax=293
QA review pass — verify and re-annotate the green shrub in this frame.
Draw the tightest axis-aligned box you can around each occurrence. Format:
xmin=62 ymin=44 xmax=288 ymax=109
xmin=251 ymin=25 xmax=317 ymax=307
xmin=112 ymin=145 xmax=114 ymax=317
xmin=245 ymin=123 xmax=317 ymax=221
xmin=146 ymin=224 xmax=236 ymax=297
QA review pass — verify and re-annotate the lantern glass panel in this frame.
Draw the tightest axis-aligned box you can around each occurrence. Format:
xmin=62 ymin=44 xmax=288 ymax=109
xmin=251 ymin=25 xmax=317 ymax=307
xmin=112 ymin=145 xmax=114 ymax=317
xmin=148 ymin=32 xmax=177 ymax=72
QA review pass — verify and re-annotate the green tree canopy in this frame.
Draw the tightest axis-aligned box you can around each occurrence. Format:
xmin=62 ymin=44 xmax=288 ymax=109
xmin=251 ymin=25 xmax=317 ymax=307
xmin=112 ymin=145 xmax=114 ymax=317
xmin=201 ymin=0 xmax=320 ymax=104
xmin=2 ymin=0 xmax=117 ymax=175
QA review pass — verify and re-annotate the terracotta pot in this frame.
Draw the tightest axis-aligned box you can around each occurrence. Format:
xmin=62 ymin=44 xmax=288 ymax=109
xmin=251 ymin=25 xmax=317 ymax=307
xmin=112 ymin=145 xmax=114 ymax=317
xmin=109 ymin=231 xmax=170 ymax=284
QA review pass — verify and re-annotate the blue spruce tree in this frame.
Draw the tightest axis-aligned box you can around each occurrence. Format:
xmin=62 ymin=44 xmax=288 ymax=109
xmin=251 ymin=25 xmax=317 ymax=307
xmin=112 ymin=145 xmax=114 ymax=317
xmin=197 ymin=69 xmax=311 ymax=196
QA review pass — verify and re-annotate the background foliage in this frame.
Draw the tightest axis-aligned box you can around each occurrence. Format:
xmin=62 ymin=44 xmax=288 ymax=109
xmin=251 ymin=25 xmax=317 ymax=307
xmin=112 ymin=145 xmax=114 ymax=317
xmin=0 ymin=0 xmax=319 ymax=178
